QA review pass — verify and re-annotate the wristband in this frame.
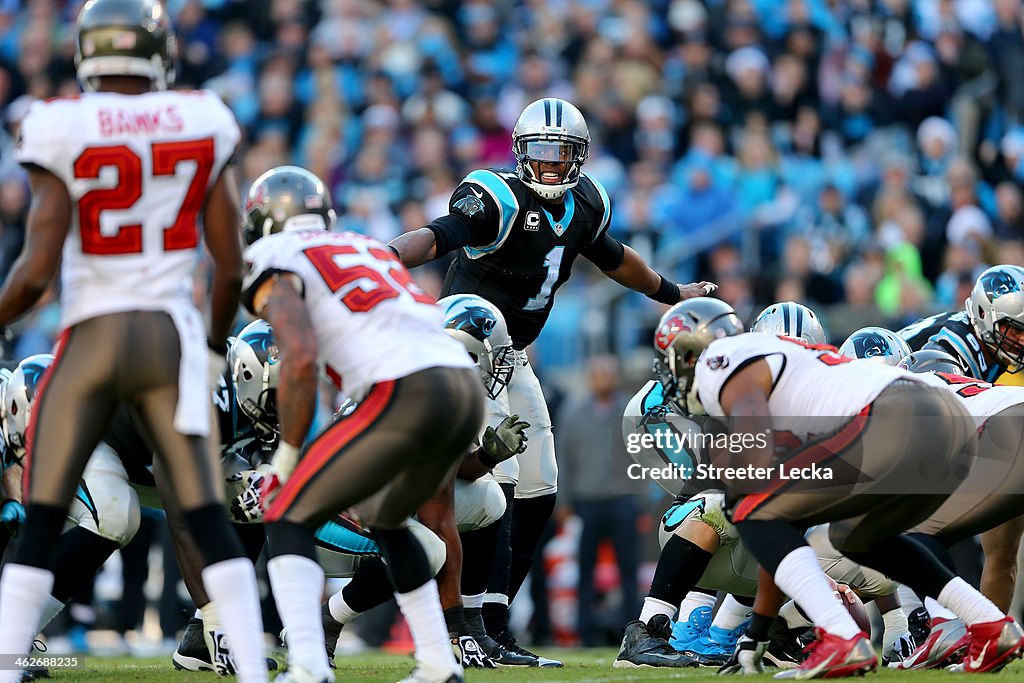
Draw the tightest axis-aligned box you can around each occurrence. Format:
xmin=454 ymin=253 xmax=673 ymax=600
xmin=647 ymin=275 xmax=680 ymax=305
xmin=477 ymin=448 xmax=501 ymax=469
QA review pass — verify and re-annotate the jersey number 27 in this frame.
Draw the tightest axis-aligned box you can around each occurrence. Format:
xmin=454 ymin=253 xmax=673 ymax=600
xmin=73 ymin=139 xmax=214 ymax=255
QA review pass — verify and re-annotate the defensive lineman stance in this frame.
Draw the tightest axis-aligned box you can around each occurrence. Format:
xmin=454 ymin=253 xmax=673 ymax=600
xmin=389 ymin=97 xmax=713 ymax=661
xmin=0 ymin=2 xmax=267 ymax=681
xmin=660 ymin=298 xmax=1024 ymax=677
xmin=242 ymin=166 xmax=483 ymax=683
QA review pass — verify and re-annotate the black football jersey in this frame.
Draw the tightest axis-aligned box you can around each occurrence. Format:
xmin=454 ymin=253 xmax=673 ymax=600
xmin=898 ymin=311 xmax=1001 ymax=381
xmin=440 ymin=169 xmax=612 ymax=347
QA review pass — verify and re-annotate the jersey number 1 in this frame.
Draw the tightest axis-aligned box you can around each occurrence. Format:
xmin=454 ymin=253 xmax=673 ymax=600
xmin=73 ymin=139 xmax=215 ymax=255
xmin=524 ymin=246 xmax=565 ymax=311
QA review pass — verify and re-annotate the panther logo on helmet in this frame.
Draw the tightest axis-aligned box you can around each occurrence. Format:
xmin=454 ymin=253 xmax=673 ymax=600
xmin=981 ymin=269 xmax=1021 ymax=301
xmin=655 ymin=316 xmax=690 ymax=351
xmin=447 ymin=306 xmax=497 ymax=341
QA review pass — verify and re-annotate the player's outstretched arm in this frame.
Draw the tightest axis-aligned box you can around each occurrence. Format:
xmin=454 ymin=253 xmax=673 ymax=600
xmin=597 ymin=243 xmax=716 ymax=305
xmin=0 ymin=167 xmax=71 ymax=324
xmin=389 ymin=228 xmax=438 ymax=268
xmin=203 ymin=166 xmax=243 ymax=351
xmin=251 ymin=274 xmax=317 ymax=459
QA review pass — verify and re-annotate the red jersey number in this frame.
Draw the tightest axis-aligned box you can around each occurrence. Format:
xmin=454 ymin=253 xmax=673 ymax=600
xmin=779 ymin=336 xmax=852 ymax=366
xmin=935 ymin=372 xmax=991 ymax=397
xmin=303 ymin=243 xmax=436 ymax=313
xmin=73 ymin=139 xmax=215 ymax=255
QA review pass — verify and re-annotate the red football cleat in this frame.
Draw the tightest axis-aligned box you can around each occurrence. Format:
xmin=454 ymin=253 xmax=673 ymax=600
xmin=894 ymin=616 xmax=970 ymax=670
xmin=962 ymin=616 xmax=1024 ymax=673
xmin=772 ymin=628 xmax=876 ymax=679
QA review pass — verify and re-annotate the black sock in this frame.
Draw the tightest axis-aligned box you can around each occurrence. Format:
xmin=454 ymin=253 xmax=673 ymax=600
xmin=51 ymin=526 xmax=119 ymax=602
xmin=266 ymin=519 xmax=317 ymax=561
xmin=235 ymin=522 xmax=266 ymax=564
xmin=13 ymin=503 xmax=68 ymax=569
xmin=342 ymin=556 xmax=397 ymax=613
xmin=484 ymin=483 xmax=515 ymax=596
xmin=507 ymin=492 xmax=556 ymax=601
xmin=183 ymin=503 xmax=244 ymax=565
xmin=736 ymin=519 xmax=807 ymax=575
xmin=461 ymin=520 xmax=501 ymax=596
xmin=483 ymin=602 xmax=510 ymax=637
xmin=843 ymin=534 xmax=955 ymax=599
xmin=745 ymin=612 xmax=775 ymax=642
xmin=647 ymin=535 xmax=714 ymax=607
xmin=374 ymin=526 xmax=431 ymax=594
xmin=483 ymin=483 xmax=515 ymax=637
xmin=465 ymin=606 xmax=487 ymax=638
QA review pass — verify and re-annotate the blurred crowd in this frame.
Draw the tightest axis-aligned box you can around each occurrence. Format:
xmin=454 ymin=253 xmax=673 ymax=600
xmin=1 ymin=0 xmax=1024 ymax=357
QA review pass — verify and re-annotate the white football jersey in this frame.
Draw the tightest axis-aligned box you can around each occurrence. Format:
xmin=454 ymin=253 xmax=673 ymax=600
xmin=695 ymin=333 xmax=923 ymax=435
xmin=16 ymin=90 xmax=240 ymax=328
xmin=911 ymin=372 xmax=1024 ymax=428
xmin=242 ymin=229 xmax=473 ymax=399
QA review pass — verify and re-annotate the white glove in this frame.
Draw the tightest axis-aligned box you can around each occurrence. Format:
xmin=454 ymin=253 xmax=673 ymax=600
xmin=208 ymin=345 xmax=227 ymax=395
xmin=228 ymin=466 xmax=273 ymax=524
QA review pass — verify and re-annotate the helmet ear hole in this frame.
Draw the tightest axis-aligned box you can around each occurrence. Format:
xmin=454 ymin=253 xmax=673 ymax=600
xmin=242 ymin=369 xmax=253 ymax=381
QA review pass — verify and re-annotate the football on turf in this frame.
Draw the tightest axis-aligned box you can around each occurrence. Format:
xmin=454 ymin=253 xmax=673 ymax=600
xmin=835 ymin=584 xmax=871 ymax=633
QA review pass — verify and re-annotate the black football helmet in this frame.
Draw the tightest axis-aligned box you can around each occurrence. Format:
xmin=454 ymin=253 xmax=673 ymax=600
xmin=75 ymin=0 xmax=177 ymax=92
xmin=243 ymin=166 xmax=336 ymax=246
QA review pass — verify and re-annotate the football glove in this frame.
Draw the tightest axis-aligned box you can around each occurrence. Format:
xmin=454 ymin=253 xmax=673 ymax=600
xmin=882 ymin=631 xmax=915 ymax=666
xmin=718 ymin=634 xmax=768 ymax=675
xmin=451 ymin=635 xmax=497 ymax=669
xmin=228 ymin=467 xmax=272 ymax=524
xmin=481 ymin=414 xmax=530 ymax=464
xmin=0 ymin=499 xmax=24 ymax=535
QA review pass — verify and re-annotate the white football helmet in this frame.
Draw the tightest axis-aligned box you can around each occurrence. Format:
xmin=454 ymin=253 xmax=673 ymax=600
xmin=751 ymin=301 xmax=827 ymax=345
xmin=966 ymin=264 xmax=1024 ymax=370
xmin=228 ymin=319 xmax=280 ymax=439
xmin=2 ymin=354 xmax=54 ymax=463
xmin=839 ymin=327 xmax=911 ymax=366
xmin=439 ymin=295 xmax=514 ymax=400
xmin=512 ymin=98 xmax=590 ymax=200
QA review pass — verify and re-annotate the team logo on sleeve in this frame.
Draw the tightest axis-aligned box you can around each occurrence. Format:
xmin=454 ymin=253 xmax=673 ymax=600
xmin=453 ymin=192 xmax=485 ymax=218
xmin=705 ymin=355 xmax=729 ymax=370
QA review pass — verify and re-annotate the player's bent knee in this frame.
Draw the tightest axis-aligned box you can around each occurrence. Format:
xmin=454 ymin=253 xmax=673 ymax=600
xmin=408 ymin=521 xmax=446 ymax=577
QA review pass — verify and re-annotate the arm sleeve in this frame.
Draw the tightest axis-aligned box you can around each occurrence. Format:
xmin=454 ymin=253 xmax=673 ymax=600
xmin=580 ymin=232 xmax=626 ymax=271
xmin=427 ymin=181 xmax=501 ymax=255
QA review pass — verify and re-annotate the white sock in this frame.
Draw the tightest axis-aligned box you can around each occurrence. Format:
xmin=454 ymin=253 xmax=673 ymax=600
xmin=0 ymin=565 xmax=54 ymax=683
xmin=774 ymin=546 xmax=860 ymax=639
xmin=713 ymin=594 xmax=754 ymax=631
xmin=898 ymin=585 xmax=923 ymax=612
xmin=267 ymin=555 xmax=330 ymax=676
xmin=36 ymin=594 xmax=65 ymax=632
xmin=202 ymin=558 xmax=269 ymax=683
xmin=780 ymin=600 xmax=813 ymax=630
xmin=328 ymin=589 xmax=361 ymax=625
xmin=483 ymin=592 xmax=508 ymax=606
xmin=937 ymin=577 xmax=1003 ymax=625
xmin=882 ymin=607 xmax=910 ymax=654
xmin=462 ymin=593 xmax=484 ymax=609
xmin=395 ymin=580 xmax=460 ymax=677
xmin=924 ymin=596 xmax=957 ymax=621
xmin=639 ymin=597 xmax=676 ymax=623
xmin=678 ymin=591 xmax=716 ymax=622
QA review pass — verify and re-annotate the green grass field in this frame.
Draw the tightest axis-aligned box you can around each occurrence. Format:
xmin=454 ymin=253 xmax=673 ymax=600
xmin=44 ymin=650 xmax=1024 ymax=682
